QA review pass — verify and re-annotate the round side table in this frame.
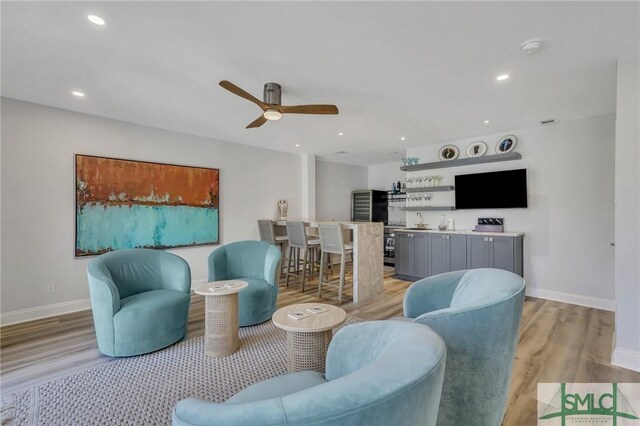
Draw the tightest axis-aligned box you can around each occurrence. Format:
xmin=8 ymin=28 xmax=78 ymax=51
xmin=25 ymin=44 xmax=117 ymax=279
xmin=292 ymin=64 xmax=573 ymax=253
xmin=194 ymin=280 xmax=248 ymax=358
xmin=272 ymin=303 xmax=346 ymax=373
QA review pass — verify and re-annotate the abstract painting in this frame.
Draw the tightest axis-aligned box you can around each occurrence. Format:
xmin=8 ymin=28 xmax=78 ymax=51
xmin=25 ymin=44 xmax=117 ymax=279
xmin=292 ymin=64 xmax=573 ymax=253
xmin=75 ymin=154 xmax=219 ymax=257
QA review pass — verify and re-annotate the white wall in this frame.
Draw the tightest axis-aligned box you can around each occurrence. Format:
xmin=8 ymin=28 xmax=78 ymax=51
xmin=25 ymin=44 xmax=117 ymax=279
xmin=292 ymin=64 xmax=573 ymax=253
xmin=613 ymin=55 xmax=640 ymax=372
xmin=400 ymin=114 xmax=616 ymax=309
xmin=0 ymin=98 xmax=303 ymax=322
xmin=315 ymin=159 xmax=368 ymax=221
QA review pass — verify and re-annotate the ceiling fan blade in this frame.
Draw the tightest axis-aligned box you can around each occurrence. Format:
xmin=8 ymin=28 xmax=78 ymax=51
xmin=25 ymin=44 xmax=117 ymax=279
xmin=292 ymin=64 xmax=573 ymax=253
xmin=219 ymin=80 xmax=267 ymax=110
xmin=279 ymin=104 xmax=339 ymax=115
xmin=246 ymin=115 xmax=268 ymax=129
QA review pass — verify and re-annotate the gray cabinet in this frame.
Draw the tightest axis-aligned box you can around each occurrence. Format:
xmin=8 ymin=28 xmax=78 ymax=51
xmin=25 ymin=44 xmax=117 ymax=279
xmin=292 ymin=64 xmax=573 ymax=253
xmin=414 ymin=234 xmax=429 ymax=278
xmin=467 ymin=235 xmax=523 ymax=275
xmin=467 ymin=235 xmax=491 ymax=269
xmin=428 ymin=233 xmax=467 ymax=276
xmin=395 ymin=232 xmax=414 ymax=277
xmin=395 ymin=232 xmax=429 ymax=279
xmin=397 ymin=232 xmax=524 ymax=280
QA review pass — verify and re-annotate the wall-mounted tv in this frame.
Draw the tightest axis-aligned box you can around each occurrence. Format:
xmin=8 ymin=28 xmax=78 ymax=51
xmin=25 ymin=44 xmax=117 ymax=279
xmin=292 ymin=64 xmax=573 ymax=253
xmin=455 ymin=169 xmax=528 ymax=209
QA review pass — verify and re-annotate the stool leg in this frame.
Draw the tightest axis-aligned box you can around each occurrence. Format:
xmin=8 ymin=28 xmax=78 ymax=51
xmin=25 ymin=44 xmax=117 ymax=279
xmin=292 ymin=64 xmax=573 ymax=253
xmin=338 ymin=253 xmax=346 ymax=306
xmin=301 ymin=247 xmax=308 ymax=293
xmin=285 ymin=246 xmax=294 ymax=288
xmin=318 ymin=251 xmax=325 ymax=299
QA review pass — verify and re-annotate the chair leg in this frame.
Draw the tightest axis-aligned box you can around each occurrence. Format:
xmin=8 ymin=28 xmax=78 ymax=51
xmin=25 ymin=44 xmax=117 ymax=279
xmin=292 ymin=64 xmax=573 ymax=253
xmin=338 ymin=253 xmax=346 ymax=306
xmin=285 ymin=246 xmax=294 ymax=288
xmin=301 ymin=248 xmax=308 ymax=293
xmin=318 ymin=251 xmax=325 ymax=299
xmin=328 ymin=253 xmax=334 ymax=276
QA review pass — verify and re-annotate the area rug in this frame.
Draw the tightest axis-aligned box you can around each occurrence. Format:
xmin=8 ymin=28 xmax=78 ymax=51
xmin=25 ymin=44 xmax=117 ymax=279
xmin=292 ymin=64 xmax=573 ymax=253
xmin=2 ymin=317 xmax=360 ymax=426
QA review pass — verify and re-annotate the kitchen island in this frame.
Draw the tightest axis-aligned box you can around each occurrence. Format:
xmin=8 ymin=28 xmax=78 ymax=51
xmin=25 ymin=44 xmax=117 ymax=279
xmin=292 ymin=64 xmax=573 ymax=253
xmin=272 ymin=220 xmax=384 ymax=303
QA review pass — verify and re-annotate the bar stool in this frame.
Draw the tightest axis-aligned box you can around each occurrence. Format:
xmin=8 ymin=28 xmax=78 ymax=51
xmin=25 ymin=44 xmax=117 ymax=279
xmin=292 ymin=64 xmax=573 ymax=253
xmin=317 ymin=223 xmax=353 ymax=305
xmin=258 ymin=220 xmax=288 ymax=277
xmin=285 ymin=221 xmax=321 ymax=292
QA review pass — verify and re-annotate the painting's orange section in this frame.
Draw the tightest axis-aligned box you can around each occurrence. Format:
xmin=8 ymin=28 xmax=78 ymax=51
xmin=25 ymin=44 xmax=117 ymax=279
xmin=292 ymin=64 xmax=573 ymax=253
xmin=76 ymin=155 xmax=219 ymax=207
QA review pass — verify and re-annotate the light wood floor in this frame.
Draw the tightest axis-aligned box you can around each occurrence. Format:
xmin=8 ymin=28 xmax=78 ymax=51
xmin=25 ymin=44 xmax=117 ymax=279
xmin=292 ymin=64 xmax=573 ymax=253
xmin=2 ymin=273 xmax=639 ymax=425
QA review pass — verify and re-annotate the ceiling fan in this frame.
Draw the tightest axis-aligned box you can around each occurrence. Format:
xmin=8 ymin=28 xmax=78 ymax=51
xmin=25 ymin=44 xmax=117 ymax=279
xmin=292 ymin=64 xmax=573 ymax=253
xmin=219 ymin=80 xmax=339 ymax=129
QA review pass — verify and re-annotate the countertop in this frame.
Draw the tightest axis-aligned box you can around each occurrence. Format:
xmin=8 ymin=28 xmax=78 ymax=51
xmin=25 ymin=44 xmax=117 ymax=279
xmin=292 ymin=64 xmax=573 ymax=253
xmin=393 ymin=228 xmax=524 ymax=237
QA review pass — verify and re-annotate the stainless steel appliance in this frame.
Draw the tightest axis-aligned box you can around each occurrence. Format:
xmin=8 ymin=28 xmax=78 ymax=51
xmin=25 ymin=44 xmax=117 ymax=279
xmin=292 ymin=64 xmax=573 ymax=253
xmin=351 ymin=190 xmax=388 ymax=222
xmin=384 ymin=227 xmax=398 ymax=265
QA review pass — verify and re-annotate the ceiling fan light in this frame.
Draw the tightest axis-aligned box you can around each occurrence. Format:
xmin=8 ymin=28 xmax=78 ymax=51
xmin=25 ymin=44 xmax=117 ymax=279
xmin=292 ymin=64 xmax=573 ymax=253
xmin=263 ymin=109 xmax=282 ymax=121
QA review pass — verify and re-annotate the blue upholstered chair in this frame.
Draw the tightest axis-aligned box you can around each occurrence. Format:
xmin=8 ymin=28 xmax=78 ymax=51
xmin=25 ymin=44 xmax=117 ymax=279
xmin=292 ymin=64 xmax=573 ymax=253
xmin=87 ymin=249 xmax=191 ymax=357
xmin=398 ymin=268 xmax=525 ymax=426
xmin=172 ymin=321 xmax=446 ymax=426
xmin=207 ymin=240 xmax=281 ymax=326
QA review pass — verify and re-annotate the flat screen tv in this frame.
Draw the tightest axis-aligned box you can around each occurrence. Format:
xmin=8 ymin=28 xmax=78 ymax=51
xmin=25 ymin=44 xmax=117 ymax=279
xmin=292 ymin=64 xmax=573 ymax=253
xmin=455 ymin=169 xmax=527 ymax=209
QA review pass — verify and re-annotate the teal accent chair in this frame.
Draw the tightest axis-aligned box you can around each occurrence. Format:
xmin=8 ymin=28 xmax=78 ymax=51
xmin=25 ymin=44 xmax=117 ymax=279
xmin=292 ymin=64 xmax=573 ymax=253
xmin=172 ymin=321 xmax=446 ymax=426
xmin=207 ymin=240 xmax=281 ymax=326
xmin=87 ymin=249 xmax=191 ymax=357
xmin=398 ymin=268 xmax=525 ymax=426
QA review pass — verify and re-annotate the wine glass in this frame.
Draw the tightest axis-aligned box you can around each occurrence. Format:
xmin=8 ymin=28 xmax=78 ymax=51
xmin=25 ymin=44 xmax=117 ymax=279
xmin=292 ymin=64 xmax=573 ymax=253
xmin=434 ymin=175 xmax=442 ymax=186
xmin=426 ymin=176 xmax=433 ymax=187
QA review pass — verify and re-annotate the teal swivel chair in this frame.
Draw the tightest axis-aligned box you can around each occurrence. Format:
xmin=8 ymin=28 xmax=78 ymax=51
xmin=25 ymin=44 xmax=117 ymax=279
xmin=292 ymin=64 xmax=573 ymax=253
xmin=207 ymin=240 xmax=282 ymax=326
xmin=87 ymin=249 xmax=191 ymax=357
xmin=398 ymin=268 xmax=525 ymax=426
xmin=172 ymin=321 xmax=446 ymax=426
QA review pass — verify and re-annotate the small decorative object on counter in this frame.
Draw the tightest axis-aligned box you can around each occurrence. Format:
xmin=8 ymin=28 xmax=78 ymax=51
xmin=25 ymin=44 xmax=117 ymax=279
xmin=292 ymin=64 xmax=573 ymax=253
xmin=397 ymin=180 xmax=402 ymax=193
xmin=475 ymin=218 xmax=505 ymax=233
xmin=278 ymin=200 xmax=288 ymax=220
xmin=438 ymin=214 xmax=447 ymax=231
xmin=392 ymin=182 xmax=397 ymax=193
xmin=446 ymin=218 xmax=455 ymax=231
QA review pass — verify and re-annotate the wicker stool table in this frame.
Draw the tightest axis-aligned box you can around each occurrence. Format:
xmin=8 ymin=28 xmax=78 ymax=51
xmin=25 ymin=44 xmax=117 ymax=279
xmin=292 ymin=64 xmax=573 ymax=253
xmin=272 ymin=303 xmax=346 ymax=373
xmin=194 ymin=280 xmax=248 ymax=358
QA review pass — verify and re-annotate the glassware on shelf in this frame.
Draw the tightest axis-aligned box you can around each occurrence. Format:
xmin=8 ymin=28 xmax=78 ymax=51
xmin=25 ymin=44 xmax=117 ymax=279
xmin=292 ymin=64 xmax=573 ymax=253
xmin=426 ymin=176 xmax=433 ymax=187
xmin=434 ymin=176 xmax=443 ymax=187
xmin=425 ymin=194 xmax=432 ymax=207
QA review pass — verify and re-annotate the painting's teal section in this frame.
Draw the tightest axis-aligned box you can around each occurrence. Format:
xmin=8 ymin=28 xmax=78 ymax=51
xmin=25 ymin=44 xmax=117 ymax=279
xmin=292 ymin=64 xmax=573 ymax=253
xmin=77 ymin=203 xmax=218 ymax=254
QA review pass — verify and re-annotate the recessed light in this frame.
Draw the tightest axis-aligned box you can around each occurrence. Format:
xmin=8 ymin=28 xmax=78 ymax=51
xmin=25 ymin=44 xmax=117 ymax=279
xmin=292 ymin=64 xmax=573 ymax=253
xmin=295 ymin=144 xmax=300 ymax=147
xmin=496 ymin=74 xmax=510 ymax=81
xmin=72 ymin=91 xmax=85 ymax=97
xmin=87 ymin=15 xmax=106 ymax=26
xmin=401 ymin=137 xmax=406 ymax=141
xmin=338 ymin=132 xmax=344 ymax=136
xmin=484 ymin=120 xmax=490 ymax=124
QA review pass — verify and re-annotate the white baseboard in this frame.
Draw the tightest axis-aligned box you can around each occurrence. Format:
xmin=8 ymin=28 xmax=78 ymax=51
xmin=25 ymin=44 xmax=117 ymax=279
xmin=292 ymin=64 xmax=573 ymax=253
xmin=1 ymin=278 xmax=209 ymax=326
xmin=526 ymin=287 xmax=615 ymax=312
xmin=612 ymin=347 xmax=640 ymax=372
xmin=0 ymin=298 xmax=92 ymax=326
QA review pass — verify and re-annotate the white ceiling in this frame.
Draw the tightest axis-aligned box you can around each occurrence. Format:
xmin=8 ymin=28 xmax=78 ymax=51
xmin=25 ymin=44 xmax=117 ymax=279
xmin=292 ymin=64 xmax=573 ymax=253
xmin=2 ymin=2 xmax=638 ymax=165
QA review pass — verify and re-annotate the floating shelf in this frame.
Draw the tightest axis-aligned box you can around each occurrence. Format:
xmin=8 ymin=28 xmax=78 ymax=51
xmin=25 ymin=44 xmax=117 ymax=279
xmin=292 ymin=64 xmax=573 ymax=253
xmin=405 ymin=186 xmax=454 ymax=193
xmin=398 ymin=206 xmax=456 ymax=211
xmin=401 ymin=152 xmax=522 ymax=172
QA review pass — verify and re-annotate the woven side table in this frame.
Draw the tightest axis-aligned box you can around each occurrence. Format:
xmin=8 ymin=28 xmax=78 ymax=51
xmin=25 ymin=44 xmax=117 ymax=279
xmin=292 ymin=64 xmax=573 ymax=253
xmin=272 ymin=303 xmax=346 ymax=373
xmin=194 ymin=280 xmax=248 ymax=358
